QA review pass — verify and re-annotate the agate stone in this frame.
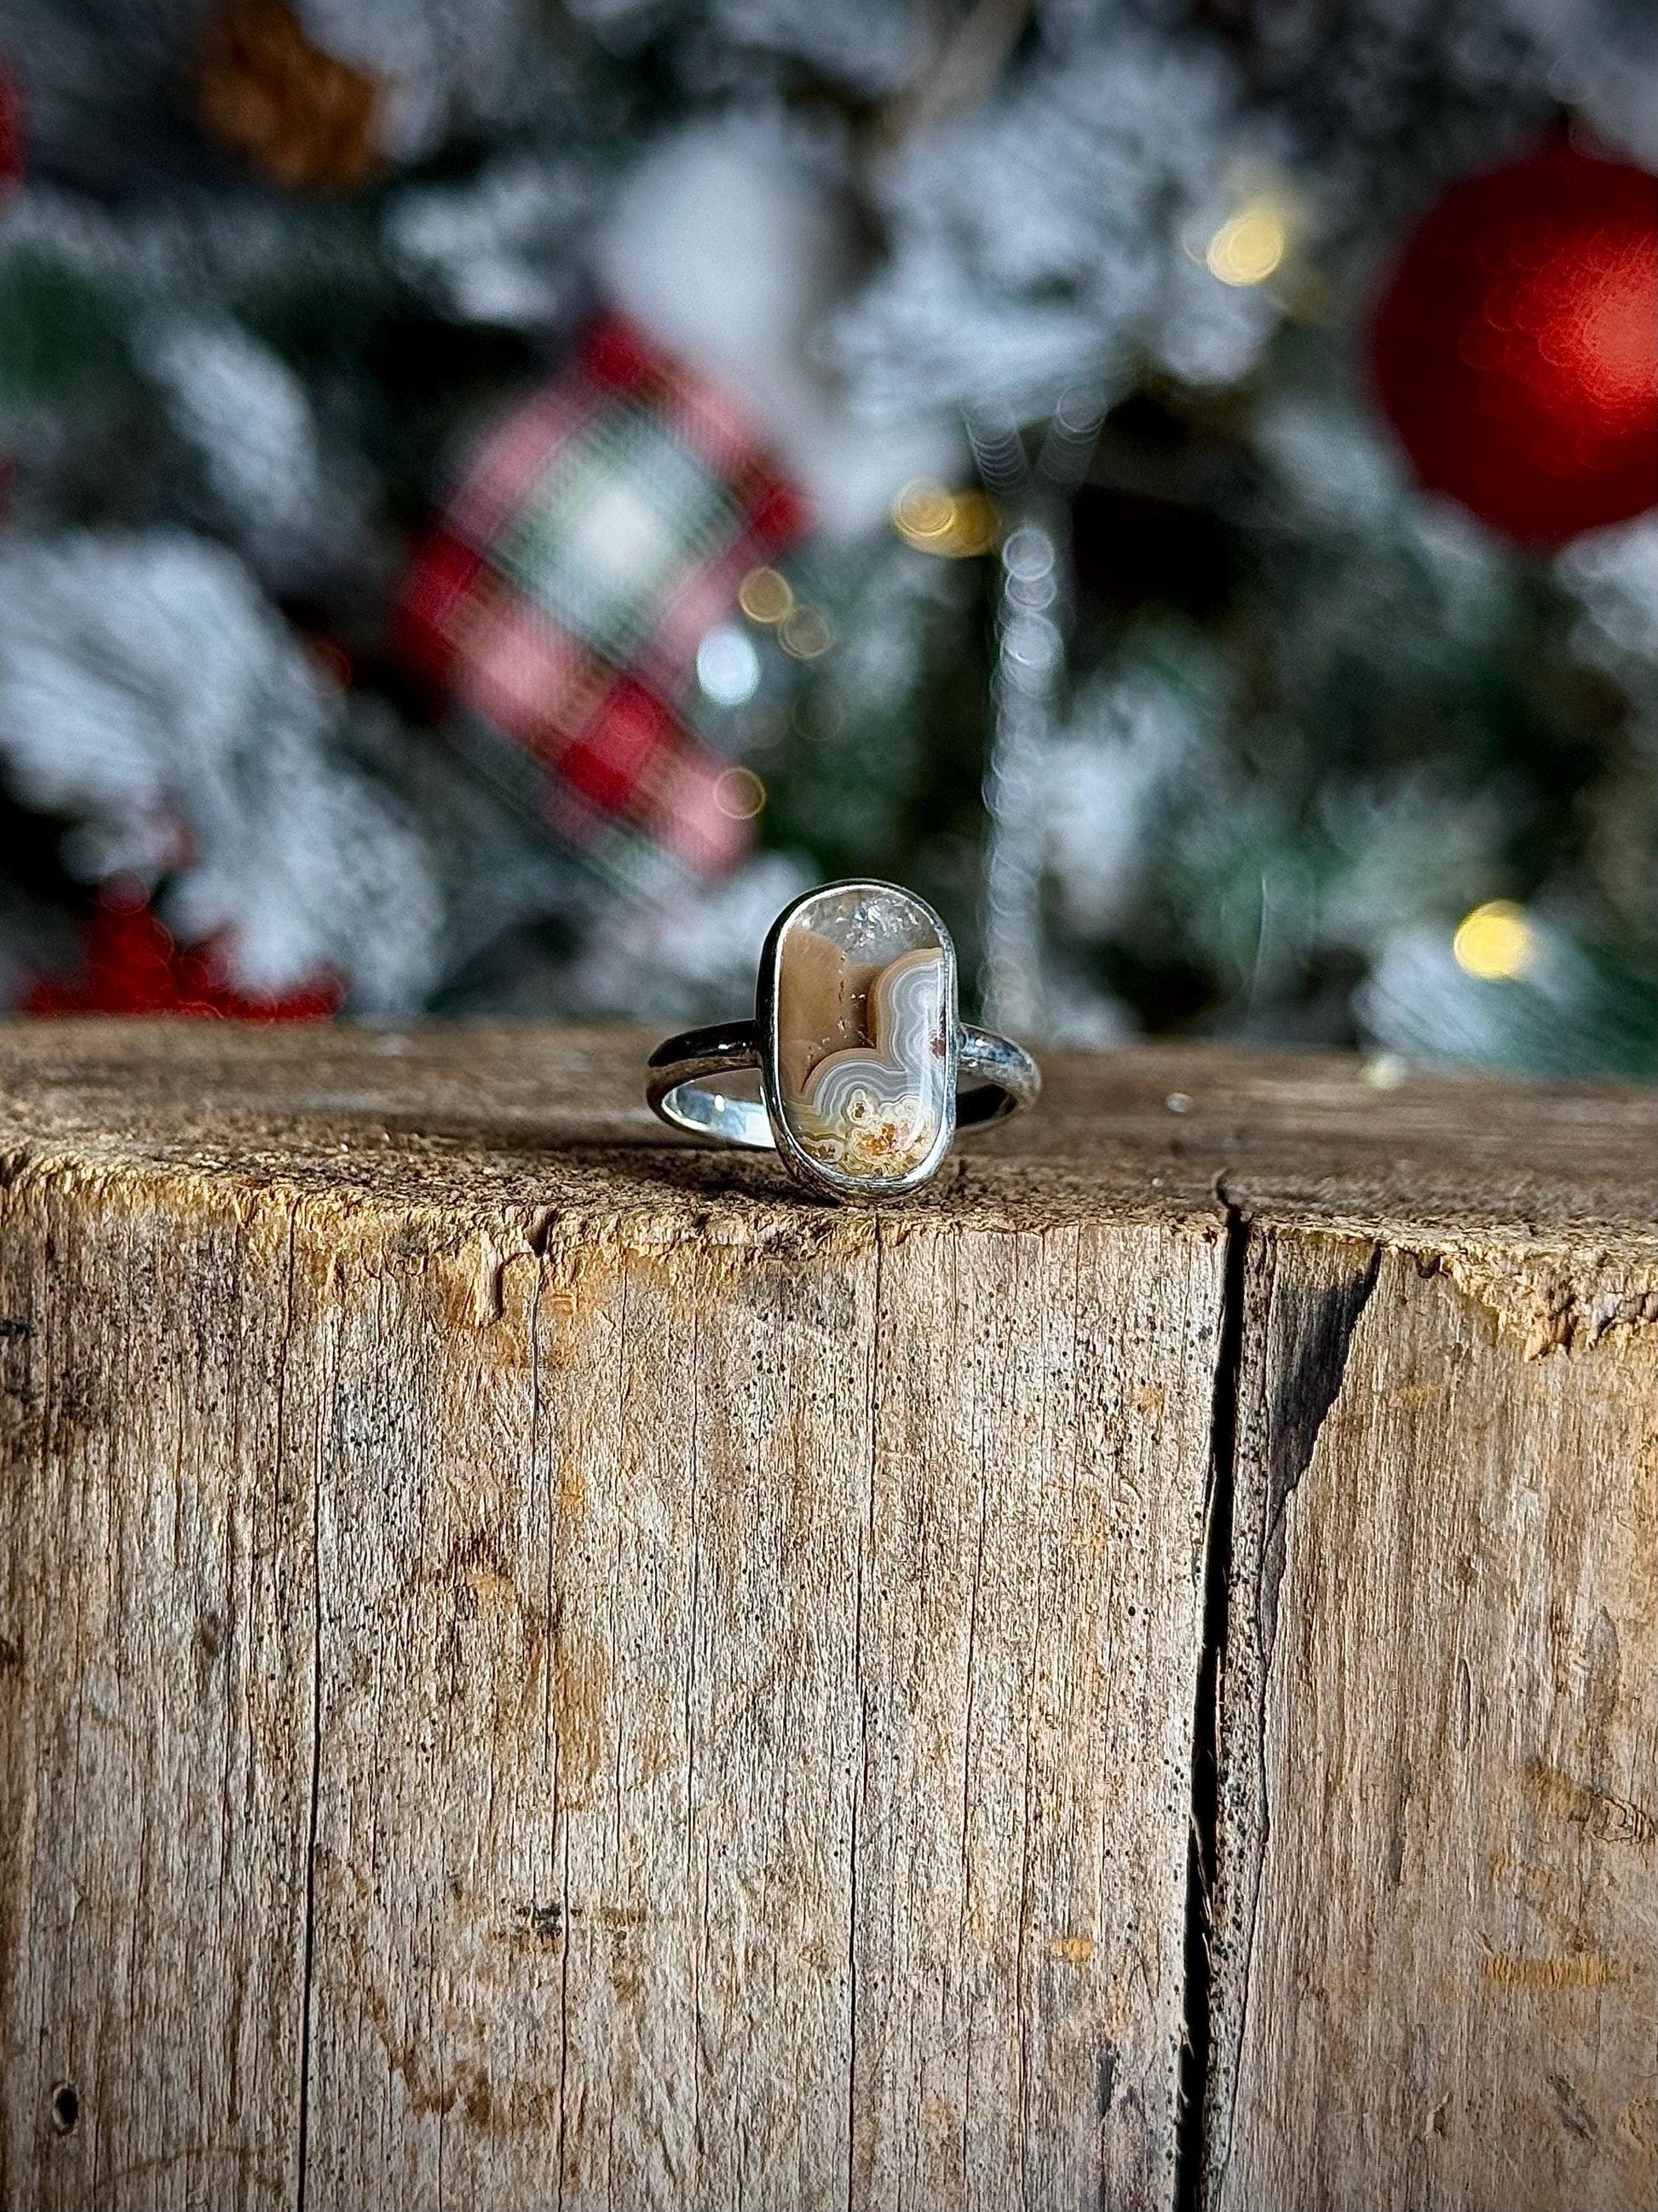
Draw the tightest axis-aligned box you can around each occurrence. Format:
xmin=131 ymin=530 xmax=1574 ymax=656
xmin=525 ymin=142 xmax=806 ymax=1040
xmin=768 ymin=884 xmax=954 ymax=1190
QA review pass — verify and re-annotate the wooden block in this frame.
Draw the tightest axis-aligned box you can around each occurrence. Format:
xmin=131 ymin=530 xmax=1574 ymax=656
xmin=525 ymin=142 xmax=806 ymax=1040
xmin=0 ymin=1170 xmax=317 ymax=2210
xmin=1206 ymin=1227 xmax=1657 ymax=2212
xmin=0 ymin=1021 xmax=1649 ymax=2211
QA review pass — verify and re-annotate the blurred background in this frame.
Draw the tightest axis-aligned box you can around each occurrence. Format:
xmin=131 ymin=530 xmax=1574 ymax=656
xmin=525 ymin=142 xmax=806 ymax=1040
xmin=0 ymin=0 xmax=1652 ymax=1075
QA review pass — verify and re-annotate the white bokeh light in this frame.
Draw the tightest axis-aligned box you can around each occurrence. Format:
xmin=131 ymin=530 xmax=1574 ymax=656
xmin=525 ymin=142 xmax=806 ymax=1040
xmin=696 ymin=623 xmax=763 ymax=706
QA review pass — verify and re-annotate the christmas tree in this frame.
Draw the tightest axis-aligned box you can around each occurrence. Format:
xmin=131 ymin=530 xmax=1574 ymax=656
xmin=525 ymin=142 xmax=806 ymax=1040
xmin=0 ymin=0 xmax=1653 ymax=1074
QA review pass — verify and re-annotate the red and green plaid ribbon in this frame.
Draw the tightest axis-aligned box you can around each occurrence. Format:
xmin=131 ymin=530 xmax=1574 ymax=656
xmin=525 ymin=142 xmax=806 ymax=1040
xmin=400 ymin=318 xmax=807 ymax=895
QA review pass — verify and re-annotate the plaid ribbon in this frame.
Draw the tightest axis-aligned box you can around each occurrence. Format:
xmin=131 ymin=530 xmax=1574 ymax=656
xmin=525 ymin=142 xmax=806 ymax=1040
xmin=399 ymin=319 xmax=808 ymax=895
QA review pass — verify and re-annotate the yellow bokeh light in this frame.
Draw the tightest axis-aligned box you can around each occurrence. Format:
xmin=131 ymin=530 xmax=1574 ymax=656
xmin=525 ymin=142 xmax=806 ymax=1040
xmin=778 ymin=606 xmax=834 ymax=659
xmin=1452 ymin=900 xmax=1536 ymax=982
xmin=737 ymin=567 xmax=795 ymax=625
xmin=891 ymin=481 xmax=1000 ymax=558
xmin=1206 ymin=202 xmax=1290 ymax=287
xmin=943 ymin=492 xmax=999 ymax=557
xmin=711 ymin=766 xmax=767 ymax=821
xmin=892 ymin=481 xmax=956 ymax=542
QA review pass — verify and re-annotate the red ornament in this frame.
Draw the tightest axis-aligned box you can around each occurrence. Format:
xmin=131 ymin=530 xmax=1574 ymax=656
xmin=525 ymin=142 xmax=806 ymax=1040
xmin=26 ymin=888 xmax=342 ymax=1019
xmin=1370 ymin=141 xmax=1657 ymax=545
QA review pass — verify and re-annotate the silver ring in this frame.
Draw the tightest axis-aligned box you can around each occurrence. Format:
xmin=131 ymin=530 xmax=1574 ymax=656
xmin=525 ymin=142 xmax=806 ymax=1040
xmin=647 ymin=879 xmax=1040 ymax=1201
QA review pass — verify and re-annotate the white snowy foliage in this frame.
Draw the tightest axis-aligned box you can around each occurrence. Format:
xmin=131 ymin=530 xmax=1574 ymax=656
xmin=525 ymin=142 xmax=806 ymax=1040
xmin=386 ymin=156 xmax=601 ymax=331
xmin=0 ymin=185 xmax=393 ymax=578
xmin=1315 ymin=777 xmax=1513 ymax=953
xmin=0 ymin=180 xmax=387 ymax=312
xmin=706 ymin=0 xmax=925 ymax=95
xmin=132 ymin=317 xmax=370 ymax=585
xmin=830 ymin=26 xmax=1284 ymax=418
xmin=598 ymin=114 xmax=959 ymax=535
xmin=1039 ymin=964 xmax=1137 ymax=1048
xmin=1043 ymin=655 xmax=1217 ymax=936
xmin=0 ymin=535 xmax=440 ymax=1011
xmin=1043 ymin=631 xmax=1520 ymax=1022
xmin=297 ymin=0 xmax=572 ymax=153
xmin=1356 ymin=919 xmax=1628 ymax=1075
xmin=1254 ymin=395 xmax=1509 ymax=646
xmin=1221 ymin=0 xmax=1652 ymax=165
xmin=1252 ymin=393 xmax=1410 ymax=529
xmin=564 ymin=0 xmax=924 ymax=94
xmin=1555 ymin=516 xmax=1658 ymax=700
xmin=1166 ymin=755 xmax=1518 ymax=999
xmin=565 ymin=849 xmax=815 ymax=1022
xmin=1483 ymin=0 xmax=1658 ymax=163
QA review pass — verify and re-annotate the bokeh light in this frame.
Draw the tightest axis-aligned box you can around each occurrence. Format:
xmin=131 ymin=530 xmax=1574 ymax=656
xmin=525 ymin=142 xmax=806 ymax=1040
xmin=1206 ymin=201 xmax=1290 ymax=286
xmin=695 ymin=623 xmax=762 ymax=706
xmin=711 ymin=766 xmax=767 ymax=820
xmin=891 ymin=481 xmax=1000 ymax=557
xmin=737 ymin=566 xmax=795 ymax=625
xmin=778 ymin=606 xmax=834 ymax=658
xmin=1453 ymin=900 xmax=1537 ymax=981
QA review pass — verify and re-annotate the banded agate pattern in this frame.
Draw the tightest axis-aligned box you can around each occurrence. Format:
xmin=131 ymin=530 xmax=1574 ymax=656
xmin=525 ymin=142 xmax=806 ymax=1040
xmin=770 ymin=884 xmax=953 ymax=1190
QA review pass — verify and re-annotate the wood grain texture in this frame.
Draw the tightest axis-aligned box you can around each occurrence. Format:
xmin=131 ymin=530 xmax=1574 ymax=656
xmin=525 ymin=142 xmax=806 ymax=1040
xmin=0 ymin=1176 xmax=316 ymax=2211
xmin=0 ymin=1019 xmax=1650 ymax=2212
xmin=1207 ymin=1227 xmax=1657 ymax=2212
xmin=292 ymin=1213 xmax=1222 ymax=2212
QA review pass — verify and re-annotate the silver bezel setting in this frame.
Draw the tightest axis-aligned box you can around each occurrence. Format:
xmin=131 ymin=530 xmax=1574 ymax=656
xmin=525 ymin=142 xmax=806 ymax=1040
xmin=757 ymin=878 xmax=960 ymax=1203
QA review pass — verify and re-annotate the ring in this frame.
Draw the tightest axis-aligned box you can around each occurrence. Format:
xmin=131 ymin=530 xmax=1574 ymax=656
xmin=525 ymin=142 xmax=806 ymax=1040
xmin=646 ymin=879 xmax=1040 ymax=1201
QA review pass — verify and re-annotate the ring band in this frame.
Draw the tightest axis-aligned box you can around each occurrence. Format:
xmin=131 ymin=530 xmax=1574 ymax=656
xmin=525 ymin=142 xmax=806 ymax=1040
xmin=646 ymin=879 xmax=1039 ymax=1200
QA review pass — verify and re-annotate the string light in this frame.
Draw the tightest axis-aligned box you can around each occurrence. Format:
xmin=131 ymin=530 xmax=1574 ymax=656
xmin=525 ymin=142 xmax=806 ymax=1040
xmin=737 ymin=566 xmax=795 ymax=625
xmin=891 ymin=480 xmax=1000 ymax=557
xmin=1206 ymin=199 xmax=1291 ymax=287
xmin=778 ymin=607 xmax=833 ymax=659
xmin=695 ymin=624 xmax=761 ymax=706
xmin=711 ymin=766 xmax=766 ymax=821
xmin=1452 ymin=899 xmax=1536 ymax=981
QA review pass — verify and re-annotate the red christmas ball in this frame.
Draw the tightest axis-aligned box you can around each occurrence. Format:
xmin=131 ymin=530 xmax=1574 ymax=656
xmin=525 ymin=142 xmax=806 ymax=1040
xmin=1370 ymin=141 xmax=1657 ymax=545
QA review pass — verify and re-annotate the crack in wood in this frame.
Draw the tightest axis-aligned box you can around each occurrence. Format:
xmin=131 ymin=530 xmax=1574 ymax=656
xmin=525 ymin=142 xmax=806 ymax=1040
xmin=1173 ymin=1202 xmax=1246 ymax=2212
xmin=1258 ymin=1247 xmax=1380 ymax=1672
xmin=1200 ymin=1229 xmax=1382 ymax=2209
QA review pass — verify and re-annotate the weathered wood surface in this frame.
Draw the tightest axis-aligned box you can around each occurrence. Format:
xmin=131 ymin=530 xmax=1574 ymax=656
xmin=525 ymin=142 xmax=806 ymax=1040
xmin=1208 ymin=1230 xmax=1656 ymax=2212
xmin=0 ymin=1020 xmax=1649 ymax=2212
